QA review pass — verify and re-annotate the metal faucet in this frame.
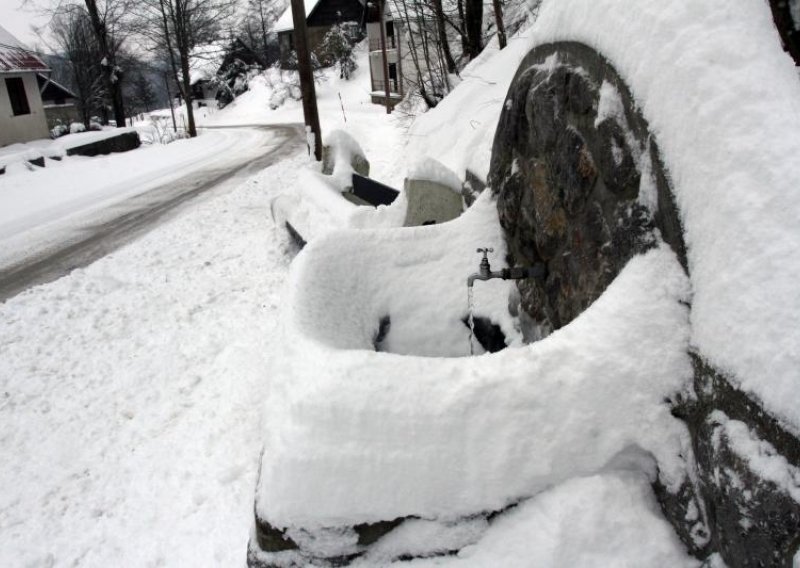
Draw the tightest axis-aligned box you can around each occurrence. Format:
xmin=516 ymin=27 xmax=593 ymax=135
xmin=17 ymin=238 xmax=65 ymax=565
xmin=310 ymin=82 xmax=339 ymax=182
xmin=467 ymin=247 xmax=546 ymax=288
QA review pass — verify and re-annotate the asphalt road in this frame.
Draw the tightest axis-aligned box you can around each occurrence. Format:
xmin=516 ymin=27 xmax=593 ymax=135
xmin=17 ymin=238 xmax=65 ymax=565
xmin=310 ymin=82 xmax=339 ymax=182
xmin=0 ymin=124 xmax=304 ymax=302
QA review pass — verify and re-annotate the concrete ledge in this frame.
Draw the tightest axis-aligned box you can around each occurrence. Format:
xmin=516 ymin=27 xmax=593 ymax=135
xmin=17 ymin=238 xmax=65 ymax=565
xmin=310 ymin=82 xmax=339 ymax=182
xmin=65 ymin=131 xmax=141 ymax=157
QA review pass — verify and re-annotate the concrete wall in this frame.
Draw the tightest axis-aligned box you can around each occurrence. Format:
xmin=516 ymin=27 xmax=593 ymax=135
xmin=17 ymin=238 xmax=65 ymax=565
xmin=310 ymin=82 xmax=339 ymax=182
xmin=0 ymin=73 xmax=49 ymax=147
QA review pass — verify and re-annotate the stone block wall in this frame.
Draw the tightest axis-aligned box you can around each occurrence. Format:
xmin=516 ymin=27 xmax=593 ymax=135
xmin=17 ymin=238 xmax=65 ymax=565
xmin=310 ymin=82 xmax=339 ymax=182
xmin=489 ymin=41 xmax=800 ymax=567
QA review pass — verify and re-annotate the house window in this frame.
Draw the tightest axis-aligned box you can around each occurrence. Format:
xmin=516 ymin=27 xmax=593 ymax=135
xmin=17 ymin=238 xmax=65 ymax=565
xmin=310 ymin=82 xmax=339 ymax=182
xmin=388 ymin=62 xmax=397 ymax=91
xmin=386 ymin=21 xmax=395 ymax=48
xmin=6 ymin=77 xmax=31 ymax=116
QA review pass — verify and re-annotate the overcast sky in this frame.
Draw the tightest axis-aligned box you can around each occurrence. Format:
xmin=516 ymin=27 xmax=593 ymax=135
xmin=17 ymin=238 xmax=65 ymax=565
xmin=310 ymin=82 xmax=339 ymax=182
xmin=0 ymin=0 xmax=52 ymax=49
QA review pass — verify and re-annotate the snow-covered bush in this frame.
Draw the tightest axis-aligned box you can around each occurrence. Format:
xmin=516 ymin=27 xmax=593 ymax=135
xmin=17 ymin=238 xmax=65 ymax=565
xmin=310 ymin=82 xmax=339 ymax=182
xmin=69 ymin=122 xmax=86 ymax=134
xmin=214 ymin=58 xmax=263 ymax=108
xmin=50 ymin=120 xmax=69 ymax=139
xmin=146 ymin=116 xmax=189 ymax=145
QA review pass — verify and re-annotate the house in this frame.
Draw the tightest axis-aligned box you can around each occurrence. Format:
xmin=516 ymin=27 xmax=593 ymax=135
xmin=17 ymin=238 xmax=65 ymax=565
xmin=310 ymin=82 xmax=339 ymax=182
xmin=365 ymin=1 xmax=443 ymax=110
xmin=0 ymin=25 xmax=50 ymax=147
xmin=274 ymin=0 xmax=365 ymax=67
xmin=365 ymin=0 xmax=404 ymax=109
xmin=37 ymin=74 xmax=80 ymax=130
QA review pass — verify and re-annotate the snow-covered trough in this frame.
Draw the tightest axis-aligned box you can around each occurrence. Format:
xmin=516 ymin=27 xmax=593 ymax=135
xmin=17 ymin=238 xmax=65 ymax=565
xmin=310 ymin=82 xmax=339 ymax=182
xmin=251 ymin=0 xmax=800 ymax=564
xmin=250 ymin=191 xmax=696 ymax=564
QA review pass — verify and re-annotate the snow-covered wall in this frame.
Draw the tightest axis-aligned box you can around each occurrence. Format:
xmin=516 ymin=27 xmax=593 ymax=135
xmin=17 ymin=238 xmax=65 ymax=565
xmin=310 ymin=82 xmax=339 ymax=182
xmin=410 ymin=0 xmax=800 ymax=434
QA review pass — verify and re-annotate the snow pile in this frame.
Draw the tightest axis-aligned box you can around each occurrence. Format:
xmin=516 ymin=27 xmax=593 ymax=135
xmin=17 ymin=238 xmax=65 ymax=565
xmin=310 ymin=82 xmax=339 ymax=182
xmin=407 ymin=0 xmax=800 ymax=433
xmin=257 ymin=189 xmax=695 ymax=554
xmin=323 ymin=128 xmax=367 ymax=189
xmin=368 ymin=471 xmax=698 ymax=567
xmin=407 ymin=157 xmax=463 ymax=193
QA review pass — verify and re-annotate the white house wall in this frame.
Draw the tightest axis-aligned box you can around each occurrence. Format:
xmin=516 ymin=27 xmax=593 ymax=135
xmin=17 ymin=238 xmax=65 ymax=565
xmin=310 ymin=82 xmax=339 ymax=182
xmin=0 ymin=73 xmax=49 ymax=147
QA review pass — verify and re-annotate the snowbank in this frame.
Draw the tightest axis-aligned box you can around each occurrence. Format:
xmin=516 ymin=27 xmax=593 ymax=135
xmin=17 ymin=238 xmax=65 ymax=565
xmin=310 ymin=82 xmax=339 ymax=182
xmin=0 ymin=128 xmax=273 ymax=265
xmin=0 ymin=149 xmax=309 ymax=566
xmin=408 ymin=0 xmax=800 ymax=432
xmin=257 ymin=191 xmax=694 ymax=543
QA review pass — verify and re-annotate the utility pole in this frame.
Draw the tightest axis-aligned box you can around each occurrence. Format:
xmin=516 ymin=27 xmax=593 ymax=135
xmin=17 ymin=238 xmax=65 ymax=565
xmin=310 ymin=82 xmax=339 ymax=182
xmin=291 ymin=0 xmax=322 ymax=160
xmin=377 ymin=0 xmax=391 ymax=114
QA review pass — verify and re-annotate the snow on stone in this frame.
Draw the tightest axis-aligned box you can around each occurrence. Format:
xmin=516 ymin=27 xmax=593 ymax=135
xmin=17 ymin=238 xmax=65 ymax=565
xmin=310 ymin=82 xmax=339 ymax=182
xmin=408 ymin=0 xmax=800 ymax=434
xmin=383 ymin=471 xmax=699 ymax=567
xmin=710 ymin=411 xmax=800 ymax=504
xmin=407 ymin=157 xmax=463 ymax=193
xmin=534 ymin=0 xmax=800 ymax=434
xmin=257 ymin=191 xmax=694 ymax=538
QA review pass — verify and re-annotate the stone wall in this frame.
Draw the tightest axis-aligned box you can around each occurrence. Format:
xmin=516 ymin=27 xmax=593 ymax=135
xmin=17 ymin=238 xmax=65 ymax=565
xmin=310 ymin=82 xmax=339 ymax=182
xmin=489 ymin=41 xmax=800 ymax=567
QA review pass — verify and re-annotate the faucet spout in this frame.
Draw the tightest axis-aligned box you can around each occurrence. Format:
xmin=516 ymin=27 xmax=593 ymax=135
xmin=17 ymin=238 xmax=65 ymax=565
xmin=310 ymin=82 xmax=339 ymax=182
xmin=467 ymin=247 xmax=547 ymax=288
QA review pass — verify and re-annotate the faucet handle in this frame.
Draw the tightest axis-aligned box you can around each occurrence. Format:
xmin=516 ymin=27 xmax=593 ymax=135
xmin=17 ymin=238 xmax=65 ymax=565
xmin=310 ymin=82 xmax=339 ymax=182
xmin=476 ymin=247 xmax=494 ymax=257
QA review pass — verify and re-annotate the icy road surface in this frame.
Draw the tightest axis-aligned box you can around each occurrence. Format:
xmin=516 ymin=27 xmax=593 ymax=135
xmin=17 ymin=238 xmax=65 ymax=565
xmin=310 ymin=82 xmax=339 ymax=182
xmin=0 ymin=124 xmax=303 ymax=301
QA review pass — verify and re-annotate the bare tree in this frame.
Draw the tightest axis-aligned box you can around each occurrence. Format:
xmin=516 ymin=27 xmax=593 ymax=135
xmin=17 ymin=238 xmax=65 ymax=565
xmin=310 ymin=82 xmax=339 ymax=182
xmin=136 ymin=0 xmax=237 ymax=137
xmin=50 ymin=6 xmax=106 ymax=127
xmin=83 ymin=0 xmax=132 ymax=127
xmin=29 ymin=0 xmax=133 ymax=126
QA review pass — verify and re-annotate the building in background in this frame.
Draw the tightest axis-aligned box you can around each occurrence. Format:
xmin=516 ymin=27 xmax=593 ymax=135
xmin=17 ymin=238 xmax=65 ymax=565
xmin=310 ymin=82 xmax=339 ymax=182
xmin=37 ymin=74 xmax=79 ymax=130
xmin=275 ymin=0 xmax=365 ymax=67
xmin=0 ymin=24 xmax=50 ymax=146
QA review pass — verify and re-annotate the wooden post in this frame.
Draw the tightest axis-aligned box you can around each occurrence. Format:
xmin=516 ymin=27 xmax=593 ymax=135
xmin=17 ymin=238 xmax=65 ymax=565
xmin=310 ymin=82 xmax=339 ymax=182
xmin=378 ymin=0 xmax=391 ymax=114
xmin=291 ymin=0 xmax=322 ymax=160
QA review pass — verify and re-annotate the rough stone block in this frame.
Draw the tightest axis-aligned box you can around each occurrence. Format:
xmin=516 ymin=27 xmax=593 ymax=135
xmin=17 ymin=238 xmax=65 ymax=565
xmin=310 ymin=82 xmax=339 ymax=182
xmin=403 ymin=178 xmax=463 ymax=227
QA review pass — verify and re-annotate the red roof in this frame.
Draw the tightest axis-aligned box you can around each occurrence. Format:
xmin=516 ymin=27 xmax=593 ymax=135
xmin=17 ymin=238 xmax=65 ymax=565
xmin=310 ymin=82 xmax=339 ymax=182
xmin=0 ymin=25 xmax=49 ymax=73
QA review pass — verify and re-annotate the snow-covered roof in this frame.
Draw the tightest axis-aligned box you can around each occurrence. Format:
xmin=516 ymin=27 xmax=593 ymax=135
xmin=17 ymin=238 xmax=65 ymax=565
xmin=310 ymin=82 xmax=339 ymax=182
xmin=0 ymin=24 xmax=49 ymax=74
xmin=274 ymin=0 xmax=323 ymax=33
xmin=188 ymin=43 xmax=226 ymax=85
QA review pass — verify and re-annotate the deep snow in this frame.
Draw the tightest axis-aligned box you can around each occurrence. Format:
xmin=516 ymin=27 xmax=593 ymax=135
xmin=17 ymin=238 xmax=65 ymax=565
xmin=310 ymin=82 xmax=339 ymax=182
xmin=2 ymin=0 xmax=800 ymax=564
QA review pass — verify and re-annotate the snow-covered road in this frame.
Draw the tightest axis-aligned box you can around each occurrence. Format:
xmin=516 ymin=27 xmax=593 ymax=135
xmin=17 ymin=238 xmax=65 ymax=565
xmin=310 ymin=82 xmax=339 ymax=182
xmin=0 ymin=148 xmax=309 ymax=566
xmin=0 ymin=125 xmax=304 ymax=301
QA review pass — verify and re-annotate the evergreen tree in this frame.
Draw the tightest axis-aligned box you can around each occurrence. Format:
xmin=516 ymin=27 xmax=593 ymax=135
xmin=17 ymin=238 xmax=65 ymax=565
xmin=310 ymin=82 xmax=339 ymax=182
xmin=319 ymin=23 xmax=357 ymax=80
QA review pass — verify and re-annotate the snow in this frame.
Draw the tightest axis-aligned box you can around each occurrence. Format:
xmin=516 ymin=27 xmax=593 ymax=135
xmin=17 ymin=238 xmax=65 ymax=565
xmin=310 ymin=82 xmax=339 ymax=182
xmin=531 ymin=0 xmax=800 ymax=434
xmin=256 ymin=197 xmax=695 ymax=537
xmin=0 ymin=127 xmax=274 ymax=269
xmin=409 ymin=0 xmax=800 ymax=434
xmin=0 ymin=149 xmax=308 ymax=566
xmin=273 ymin=0 xmax=322 ymax=33
xmin=2 ymin=0 xmax=800 ymax=564
xmin=710 ymin=411 xmax=800 ymax=504
xmin=407 ymin=158 xmax=463 ymax=193
xmin=376 ymin=471 xmax=699 ymax=568
xmin=189 ymin=43 xmax=226 ymax=85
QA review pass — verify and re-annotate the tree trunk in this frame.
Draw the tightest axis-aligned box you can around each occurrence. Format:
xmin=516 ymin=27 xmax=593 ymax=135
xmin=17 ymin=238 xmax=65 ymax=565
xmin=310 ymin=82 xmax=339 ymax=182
xmin=464 ymin=0 xmax=483 ymax=59
xmin=492 ymin=0 xmax=506 ymax=50
xmin=84 ymin=0 xmax=126 ymax=127
xmin=457 ymin=0 xmax=468 ymax=53
xmin=178 ymin=44 xmax=197 ymax=137
xmin=170 ymin=0 xmax=197 ymax=137
xmin=432 ymin=0 xmax=456 ymax=73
